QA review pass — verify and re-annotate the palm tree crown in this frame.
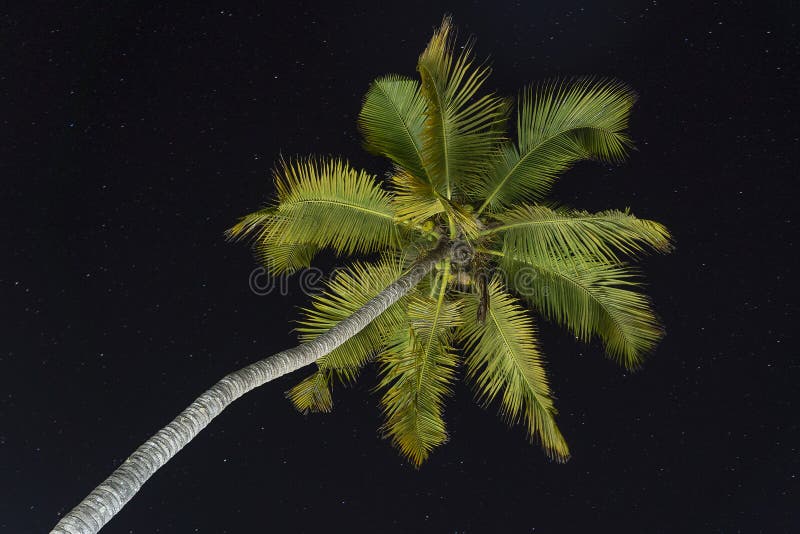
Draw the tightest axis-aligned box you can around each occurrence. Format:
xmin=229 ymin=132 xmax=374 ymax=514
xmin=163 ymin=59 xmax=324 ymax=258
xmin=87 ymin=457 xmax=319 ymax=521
xmin=228 ymin=17 xmax=672 ymax=466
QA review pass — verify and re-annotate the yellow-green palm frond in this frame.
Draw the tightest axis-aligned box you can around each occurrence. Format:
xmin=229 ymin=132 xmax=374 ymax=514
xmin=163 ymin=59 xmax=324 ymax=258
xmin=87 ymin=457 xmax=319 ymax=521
xmin=359 ymin=75 xmax=429 ymax=182
xmin=254 ymin=241 xmax=320 ymax=274
xmin=288 ymin=257 xmax=410 ymax=413
xmin=456 ymin=278 xmax=569 ymax=461
xmin=487 ymin=204 xmax=672 ymax=264
xmin=294 ymin=256 xmax=410 ymax=387
xmin=226 ymin=208 xmax=320 ymax=274
xmin=226 ymin=158 xmax=403 ymax=270
xmin=225 ymin=207 xmax=275 ymax=242
xmin=270 ymin=156 xmax=401 ymax=255
xmin=377 ymin=266 xmax=461 ymax=466
xmin=503 ymin=253 xmax=663 ymax=369
xmin=286 ymin=370 xmax=333 ymax=414
xmin=408 ymin=264 xmax=461 ymax=371
xmin=417 ymin=16 xmax=509 ymax=199
xmin=477 ymin=77 xmax=637 ymax=212
xmin=390 ymin=171 xmax=481 ymax=239
xmin=446 ymin=201 xmax=482 ymax=240
xmin=390 ymin=170 xmax=446 ymax=227
xmin=376 ymin=326 xmax=450 ymax=467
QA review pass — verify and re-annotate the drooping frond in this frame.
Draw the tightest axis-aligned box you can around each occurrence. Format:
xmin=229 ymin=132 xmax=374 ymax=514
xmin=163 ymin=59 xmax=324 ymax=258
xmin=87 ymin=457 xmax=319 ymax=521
xmin=294 ymin=256 xmax=410 ymax=387
xmin=377 ymin=327 xmax=448 ymax=466
xmin=377 ymin=265 xmax=460 ymax=466
xmin=503 ymin=252 xmax=664 ymax=369
xmin=417 ymin=16 xmax=509 ymax=199
xmin=487 ymin=204 xmax=672 ymax=264
xmin=268 ymin=157 xmax=401 ymax=257
xmin=359 ymin=75 xmax=429 ymax=181
xmin=286 ymin=370 xmax=333 ymax=414
xmin=409 ymin=263 xmax=461 ymax=378
xmin=457 ymin=279 xmax=570 ymax=461
xmin=476 ymin=78 xmax=637 ymax=212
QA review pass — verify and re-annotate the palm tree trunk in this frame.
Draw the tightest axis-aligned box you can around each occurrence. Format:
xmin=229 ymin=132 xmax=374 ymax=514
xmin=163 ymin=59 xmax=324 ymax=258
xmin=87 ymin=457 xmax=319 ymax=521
xmin=51 ymin=242 xmax=449 ymax=534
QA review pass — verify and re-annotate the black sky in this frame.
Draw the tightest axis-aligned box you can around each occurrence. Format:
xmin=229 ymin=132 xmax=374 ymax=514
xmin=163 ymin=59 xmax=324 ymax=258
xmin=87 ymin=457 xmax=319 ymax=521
xmin=2 ymin=1 xmax=798 ymax=532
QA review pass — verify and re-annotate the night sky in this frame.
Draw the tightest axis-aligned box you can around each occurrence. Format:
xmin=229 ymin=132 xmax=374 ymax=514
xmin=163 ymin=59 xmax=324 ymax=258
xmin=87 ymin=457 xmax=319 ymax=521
xmin=2 ymin=1 xmax=798 ymax=532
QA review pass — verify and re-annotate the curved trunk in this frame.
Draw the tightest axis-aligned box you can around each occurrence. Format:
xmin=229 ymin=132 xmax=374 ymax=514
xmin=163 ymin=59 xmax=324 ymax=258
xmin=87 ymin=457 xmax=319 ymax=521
xmin=52 ymin=243 xmax=448 ymax=534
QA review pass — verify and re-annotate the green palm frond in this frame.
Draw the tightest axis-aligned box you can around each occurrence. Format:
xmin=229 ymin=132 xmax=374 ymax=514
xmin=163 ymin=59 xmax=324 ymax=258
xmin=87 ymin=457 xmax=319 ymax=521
xmin=226 ymin=208 xmax=320 ymax=273
xmin=476 ymin=77 xmax=637 ymax=212
xmin=225 ymin=207 xmax=275 ymax=242
xmin=457 ymin=278 xmax=570 ymax=461
xmin=254 ymin=241 xmax=320 ymax=274
xmin=359 ymin=75 xmax=429 ymax=181
xmin=286 ymin=370 xmax=333 ymax=414
xmin=272 ymin=157 xmax=401 ymax=255
xmin=377 ymin=326 xmax=450 ymax=466
xmin=390 ymin=170 xmax=446 ymax=226
xmin=487 ymin=204 xmax=672 ymax=264
xmin=288 ymin=257 xmax=410 ymax=413
xmin=268 ymin=157 xmax=403 ymax=258
xmin=295 ymin=256 xmax=410 ymax=385
xmin=503 ymin=252 xmax=663 ymax=369
xmin=409 ymin=262 xmax=461 ymax=371
xmin=377 ymin=264 xmax=460 ymax=466
xmin=390 ymin=171 xmax=481 ymax=239
xmin=417 ymin=16 xmax=509 ymax=199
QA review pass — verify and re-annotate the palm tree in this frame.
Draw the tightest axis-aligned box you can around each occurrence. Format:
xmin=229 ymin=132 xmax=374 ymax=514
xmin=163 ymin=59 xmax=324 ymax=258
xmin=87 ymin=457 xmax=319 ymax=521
xmin=52 ymin=17 xmax=671 ymax=533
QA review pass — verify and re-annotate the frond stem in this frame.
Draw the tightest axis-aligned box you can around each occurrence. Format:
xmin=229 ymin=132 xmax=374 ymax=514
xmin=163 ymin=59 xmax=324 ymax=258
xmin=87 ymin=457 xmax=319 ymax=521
xmin=417 ymin=259 xmax=451 ymax=394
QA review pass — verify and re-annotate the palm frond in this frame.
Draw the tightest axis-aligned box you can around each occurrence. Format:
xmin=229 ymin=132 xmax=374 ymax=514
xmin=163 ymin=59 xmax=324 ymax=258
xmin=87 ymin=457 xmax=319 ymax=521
xmin=255 ymin=241 xmax=320 ymax=274
xmin=377 ymin=265 xmax=460 ymax=466
xmin=294 ymin=256 xmax=409 ymax=389
xmin=477 ymin=77 xmax=637 ymax=212
xmin=269 ymin=157 xmax=401 ymax=255
xmin=286 ymin=370 xmax=333 ymax=414
xmin=390 ymin=170 xmax=447 ymax=226
xmin=359 ymin=75 xmax=429 ymax=181
xmin=488 ymin=204 xmax=672 ymax=264
xmin=390 ymin=170 xmax=481 ymax=239
xmin=503 ymin=252 xmax=663 ymax=369
xmin=408 ymin=264 xmax=461 ymax=372
xmin=225 ymin=207 xmax=275 ymax=242
xmin=417 ymin=16 xmax=509 ymax=199
xmin=226 ymin=208 xmax=320 ymax=273
xmin=457 ymin=278 xmax=569 ymax=461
